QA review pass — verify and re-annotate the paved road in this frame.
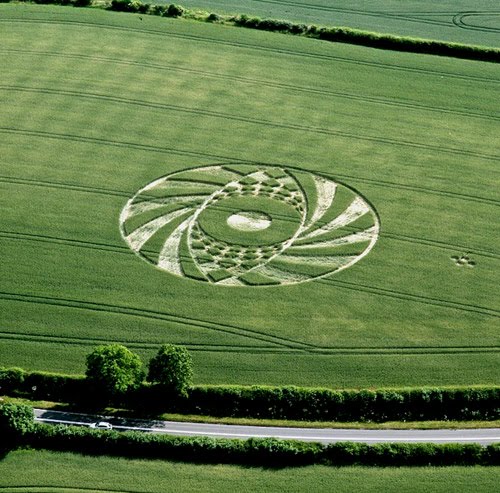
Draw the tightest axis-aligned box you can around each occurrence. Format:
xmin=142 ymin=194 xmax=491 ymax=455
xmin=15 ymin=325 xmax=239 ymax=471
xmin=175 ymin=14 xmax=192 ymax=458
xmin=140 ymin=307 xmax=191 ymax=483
xmin=33 ymin=409 xmax=500 ymax=445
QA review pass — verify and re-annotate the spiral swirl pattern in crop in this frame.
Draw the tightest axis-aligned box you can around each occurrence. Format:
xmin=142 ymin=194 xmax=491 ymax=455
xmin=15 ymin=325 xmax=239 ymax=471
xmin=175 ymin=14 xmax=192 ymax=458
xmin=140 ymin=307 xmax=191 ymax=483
xmin=120 ymin=165 xmax=379 ymax=286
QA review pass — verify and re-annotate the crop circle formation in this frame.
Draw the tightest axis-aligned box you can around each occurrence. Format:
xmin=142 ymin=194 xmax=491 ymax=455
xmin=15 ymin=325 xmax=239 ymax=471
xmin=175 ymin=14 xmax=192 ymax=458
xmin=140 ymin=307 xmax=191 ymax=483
xmin=120 ymin=165 xmax=380 ymax=286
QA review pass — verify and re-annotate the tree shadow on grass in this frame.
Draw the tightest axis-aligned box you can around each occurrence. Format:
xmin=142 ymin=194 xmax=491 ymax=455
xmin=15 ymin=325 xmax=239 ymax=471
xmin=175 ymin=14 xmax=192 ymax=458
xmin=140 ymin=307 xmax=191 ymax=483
xmin=0 ymin=445 xmax=17 ymax=461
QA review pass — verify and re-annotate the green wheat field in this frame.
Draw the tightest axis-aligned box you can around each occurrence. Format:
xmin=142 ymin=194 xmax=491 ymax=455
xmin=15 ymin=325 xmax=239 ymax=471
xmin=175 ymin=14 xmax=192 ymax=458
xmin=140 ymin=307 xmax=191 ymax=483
xmin=0 ymin=4 xmax=499 ymax=388
xmin=0 ymin=449 xmax=499 ymax=492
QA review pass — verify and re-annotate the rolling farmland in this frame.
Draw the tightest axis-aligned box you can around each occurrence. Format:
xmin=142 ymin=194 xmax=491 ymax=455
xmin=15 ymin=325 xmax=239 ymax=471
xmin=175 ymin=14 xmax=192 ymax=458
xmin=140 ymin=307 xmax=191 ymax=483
xmin=0 ymin=4 xmax=499 ymax=388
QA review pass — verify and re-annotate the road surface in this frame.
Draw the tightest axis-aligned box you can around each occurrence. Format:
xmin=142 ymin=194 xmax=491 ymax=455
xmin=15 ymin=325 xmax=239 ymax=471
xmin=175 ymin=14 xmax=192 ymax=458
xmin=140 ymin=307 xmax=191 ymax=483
xmin=33 ymin=409 xmax=500 ymax=445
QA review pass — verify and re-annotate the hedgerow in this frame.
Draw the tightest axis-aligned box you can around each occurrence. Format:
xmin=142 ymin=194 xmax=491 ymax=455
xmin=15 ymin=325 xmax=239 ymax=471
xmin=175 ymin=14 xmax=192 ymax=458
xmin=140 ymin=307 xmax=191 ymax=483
xmin=0 ymin=367 xmax=87 ymax=403
xmin=2 ymin=367 xmax=499 ymax=422
xmin=23 ymin=422 xmax=500 ymax=466
xmin=180 ymin=385 xmax=500 ymax=421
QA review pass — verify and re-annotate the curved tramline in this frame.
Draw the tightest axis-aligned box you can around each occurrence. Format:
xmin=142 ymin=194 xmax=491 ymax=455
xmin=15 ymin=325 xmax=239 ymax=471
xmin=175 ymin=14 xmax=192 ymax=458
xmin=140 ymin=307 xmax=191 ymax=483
xmin=0 ymin=5 xmax=499 ymax=387
xmin=0 ymin=291 xmax=313 ymax=350
xmin=2 ymin=50 xmax=499 ymax=123
xmin=453 ymin=11 xmax=500 ymax=33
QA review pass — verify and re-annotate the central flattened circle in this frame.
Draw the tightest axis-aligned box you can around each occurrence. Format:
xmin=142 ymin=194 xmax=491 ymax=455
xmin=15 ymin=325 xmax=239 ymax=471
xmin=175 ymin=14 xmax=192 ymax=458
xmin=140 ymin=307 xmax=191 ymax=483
xmin=196 ymin=195 xmax=302 ymax=246
xmin=227 ymin=211 xmax=272 ymax=232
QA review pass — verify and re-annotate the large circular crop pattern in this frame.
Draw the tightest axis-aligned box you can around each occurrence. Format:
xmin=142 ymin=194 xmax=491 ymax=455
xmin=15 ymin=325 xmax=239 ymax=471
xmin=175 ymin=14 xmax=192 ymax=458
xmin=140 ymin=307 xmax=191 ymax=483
xmin=120 ymin=165 xmax=380 ymax=286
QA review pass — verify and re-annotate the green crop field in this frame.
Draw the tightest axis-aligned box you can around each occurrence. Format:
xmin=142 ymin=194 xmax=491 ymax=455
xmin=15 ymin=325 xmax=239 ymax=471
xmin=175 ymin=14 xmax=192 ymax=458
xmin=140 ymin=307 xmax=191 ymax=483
xmin=176 ymin=0 xmax=500 ymax=47
xmin=0 ymin=450 xmax=499 ymax=492
xmin=0 ymin=4 xmax=499 ymax=388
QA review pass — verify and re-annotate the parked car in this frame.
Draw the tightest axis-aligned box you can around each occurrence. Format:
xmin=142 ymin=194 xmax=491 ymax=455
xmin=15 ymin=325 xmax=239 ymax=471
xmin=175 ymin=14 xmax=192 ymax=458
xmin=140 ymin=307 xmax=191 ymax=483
xmin=89 ymin=421 xmax=113 ymax=430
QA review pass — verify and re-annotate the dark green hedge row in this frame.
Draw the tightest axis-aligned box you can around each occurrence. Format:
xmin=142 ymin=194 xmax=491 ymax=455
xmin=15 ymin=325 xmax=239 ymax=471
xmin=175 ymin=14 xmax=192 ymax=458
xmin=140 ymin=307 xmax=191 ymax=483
xmin=233 ymin=14 xmax=500 ymax=62
xmin=2 ymin=367 xmax=499 ymax=422
xmin=109 ymin=0 xmax=183 ymax=17
xmin=172 ymin=385 xmax=500 ymax=422
xmin=315 ymin=27 xmax=500 ymax=62
xmin=24 ymin=423 xmax=500 ymax=466
xmin=0 ymin=367 xmax=87 ymax=403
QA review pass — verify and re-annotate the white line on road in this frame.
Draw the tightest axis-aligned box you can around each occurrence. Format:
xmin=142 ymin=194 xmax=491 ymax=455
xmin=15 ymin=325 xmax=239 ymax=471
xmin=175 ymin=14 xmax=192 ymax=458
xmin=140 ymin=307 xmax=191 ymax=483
xmin=34 ymin=417 xmax=500 ymax=443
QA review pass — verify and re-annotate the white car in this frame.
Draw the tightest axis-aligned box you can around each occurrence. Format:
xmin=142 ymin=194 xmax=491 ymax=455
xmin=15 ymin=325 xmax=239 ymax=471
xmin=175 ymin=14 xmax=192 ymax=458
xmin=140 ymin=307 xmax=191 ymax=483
xmin=89 ymin=421 xmax=113 ymax=430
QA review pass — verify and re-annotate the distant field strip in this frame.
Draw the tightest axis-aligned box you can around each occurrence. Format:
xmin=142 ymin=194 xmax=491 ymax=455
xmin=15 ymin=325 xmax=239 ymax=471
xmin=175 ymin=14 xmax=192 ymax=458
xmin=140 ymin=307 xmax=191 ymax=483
xmin=246 ymin=0 xmax=459 ymax=27
xmin=2 ymin=17 xmax=500 ymax=83
xmin=1 ymin=52 xmax=498 ymax=122
xmin=252 ymin=1 xmax=500 ymax=33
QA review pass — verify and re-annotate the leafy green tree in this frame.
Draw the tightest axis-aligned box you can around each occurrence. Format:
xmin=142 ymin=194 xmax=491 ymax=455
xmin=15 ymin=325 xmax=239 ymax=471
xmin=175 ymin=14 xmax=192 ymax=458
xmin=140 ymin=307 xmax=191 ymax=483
xmin=165 ymin=3 xmax=184 ymax=17
xmin=148 ymin=344 xmax=193 ymax=396
xmin=85 ymin=344 xmax=144 ymax=397
xmin=0 ymin=403 xmax=35 ymax=448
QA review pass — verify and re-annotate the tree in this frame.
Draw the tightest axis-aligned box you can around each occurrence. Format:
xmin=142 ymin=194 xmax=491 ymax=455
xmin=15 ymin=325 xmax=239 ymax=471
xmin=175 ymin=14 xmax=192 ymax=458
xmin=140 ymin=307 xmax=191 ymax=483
xmin=148 ymin=344 xmax=193 ymax=396
xmin=0 ymin=403 xmax=35 ymax=448
xmin=85 ymin=344 xmax=145 ymax=398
